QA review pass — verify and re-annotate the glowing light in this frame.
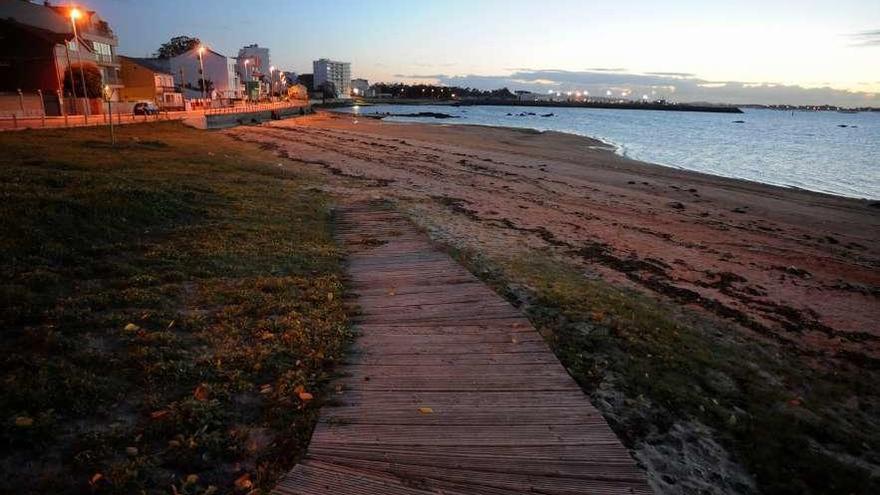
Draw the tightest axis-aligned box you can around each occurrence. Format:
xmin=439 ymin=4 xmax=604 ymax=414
xmin=70 ymin=7 xmax=81 ymax=20
xmin=198 ymin=46 xmax=206 ymax=55
xmin=606 ymin=90 xmax=612 ymax=96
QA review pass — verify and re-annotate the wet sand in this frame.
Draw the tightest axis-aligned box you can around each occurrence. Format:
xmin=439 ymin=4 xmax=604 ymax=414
xmin=228 ymin=112 xmax=880 ymax=361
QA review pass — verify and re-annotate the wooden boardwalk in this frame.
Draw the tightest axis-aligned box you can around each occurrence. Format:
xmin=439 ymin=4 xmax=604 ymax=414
xmin=273 ymin=204 xmax=651 ymax=495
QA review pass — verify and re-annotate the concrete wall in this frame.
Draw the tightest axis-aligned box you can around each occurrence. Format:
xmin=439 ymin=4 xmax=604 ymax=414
xmin=203 ymin=105 xmax=312 ymax=129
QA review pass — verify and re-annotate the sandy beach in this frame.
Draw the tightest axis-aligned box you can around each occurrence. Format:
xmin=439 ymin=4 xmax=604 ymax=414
xmin=230 ymin=112 xmax=880 ymax=358
xmin=228 ymin=112 xmax=880 ymax=492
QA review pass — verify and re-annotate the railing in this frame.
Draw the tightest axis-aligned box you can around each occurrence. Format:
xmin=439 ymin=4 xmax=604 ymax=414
xmin=0 ymin=109 xmax=182 ymax=131
xmin=204 ymin=101 xmax=307 ymax=116
xmin=0 ymin=96 xmax=310 ymax=131
xmin=95 ymin=53 xmax=117 ymax=65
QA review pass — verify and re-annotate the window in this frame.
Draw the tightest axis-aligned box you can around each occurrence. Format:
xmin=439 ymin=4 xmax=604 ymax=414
xmin=93 ymin=42 xmax=112 ymax=56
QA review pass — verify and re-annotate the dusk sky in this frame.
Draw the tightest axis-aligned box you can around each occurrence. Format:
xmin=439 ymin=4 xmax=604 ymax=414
xmin=85 ymin=0 xmax=879 ymax=105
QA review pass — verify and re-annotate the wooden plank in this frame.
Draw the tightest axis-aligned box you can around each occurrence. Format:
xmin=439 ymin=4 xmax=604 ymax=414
xmin=271 ymin=204 xmax=650 ymax=495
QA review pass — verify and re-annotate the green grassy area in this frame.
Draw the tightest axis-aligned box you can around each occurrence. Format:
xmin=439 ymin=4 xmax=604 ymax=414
xmin=0 ymin=123 xmax=349 ymax=494
xmin=447 ymin=249 xmax=879 ymax=495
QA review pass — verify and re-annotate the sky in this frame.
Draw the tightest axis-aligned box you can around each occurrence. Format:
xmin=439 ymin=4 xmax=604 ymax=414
xmin=81 ymin=0 xmax=880 ymax=105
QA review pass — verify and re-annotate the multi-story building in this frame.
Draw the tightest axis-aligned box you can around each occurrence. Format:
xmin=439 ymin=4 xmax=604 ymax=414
xmin=50 ymin=3 xmax=122 ymax=90
xmin=236 ymin=43 xmax=270 ymax=82
xmin=313 ymin=58 xmax=351 ymax=99
xmin=0 ymin=0 xmax=123 ymax=113
xmin=167 ymin=46 xmax=241 ymax=100
xmin=119 ymin=57 xmax=183 ymax=109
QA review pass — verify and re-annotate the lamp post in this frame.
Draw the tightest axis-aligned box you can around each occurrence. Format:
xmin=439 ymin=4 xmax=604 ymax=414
xmin=197 ymin=45 xmax=206 ymax=103
xmin=243 ymin=59 xmax=249 ymax=101
xmin=269 ymin=65 xmax=275 ymax=101
xmin=103 ymin=84 xmax=116 ymax=145
xmin=69 ymin=7 xmax=89 ymax=121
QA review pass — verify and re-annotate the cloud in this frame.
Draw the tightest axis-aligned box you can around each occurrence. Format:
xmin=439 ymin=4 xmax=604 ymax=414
xmin=644 ymin=71 xmax=697 ymax=78
xmin=849 ymin=29 xmax=880 ymax=47
xmin=392 ymin=73 xmax=447 ymax=79
xmin=392 ymin=69 xmax=878 ymax=106
xmin=585 ymin=67 xmax=627 ymax=72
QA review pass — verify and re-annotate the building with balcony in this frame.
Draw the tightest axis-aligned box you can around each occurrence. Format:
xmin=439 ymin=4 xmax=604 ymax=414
xmin=313 ymin=58 xmax=351 ymax=99
xmin=119 ymin=57 xmax=183 ymax=109
xmin=0 ymin=1 xmax=122 ymax=89
xmin=0 ymin=0 xmax=123 ymax=114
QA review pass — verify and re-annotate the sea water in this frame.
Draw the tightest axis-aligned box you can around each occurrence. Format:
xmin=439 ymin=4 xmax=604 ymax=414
xmin=335 ymin=104 xmax=880 ymax=200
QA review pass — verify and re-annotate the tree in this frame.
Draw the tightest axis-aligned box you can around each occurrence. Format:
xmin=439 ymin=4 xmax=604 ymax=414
xmin=198 ymin=78 xmax=214 ymax=94
xmin=63 ymin=63 xmax=103 ymax=98
xmin=298 ymin=73 xmax=314 ymax=91
xmin=155 ymin=36 xmax=200 ymax=59
xmin=319 ymin=81 xmax=337 ymax=102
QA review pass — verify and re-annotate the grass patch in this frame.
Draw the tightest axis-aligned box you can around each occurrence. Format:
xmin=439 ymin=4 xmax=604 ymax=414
xmin=447 ymin=248 xmax=879 ymax=495
xmin=0 ymin=122 xmax=349 ymax=494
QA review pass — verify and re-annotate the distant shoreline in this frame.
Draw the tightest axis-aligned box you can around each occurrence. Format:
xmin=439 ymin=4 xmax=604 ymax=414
xmin=339 ymin=98 xmax=743 ymax=114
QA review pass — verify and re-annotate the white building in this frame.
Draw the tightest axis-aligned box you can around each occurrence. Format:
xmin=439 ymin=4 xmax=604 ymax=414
xmin=313 ymin=58 xmax=351 ymax=98
xmin=168 ymin=46 xmax=241 ymax=100
xmin=237 ymin=43 xmax=270 ymax=82
xmin=351 ymin=78 xmax=369 ymax=97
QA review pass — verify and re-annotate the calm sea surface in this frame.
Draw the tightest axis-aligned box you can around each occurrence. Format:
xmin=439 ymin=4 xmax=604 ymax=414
xmin=334 ymin=104 xmax=880 ymax=200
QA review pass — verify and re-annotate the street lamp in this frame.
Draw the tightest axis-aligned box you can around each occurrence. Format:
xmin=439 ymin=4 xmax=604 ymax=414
xmin=269 ymin=65 xmax=275 ymax=100
xmin=242 ymin=59 xmax=250 ymax=102
xmin=69 ymin=7 xmax=89 ymax=120
xmin=197 ymin=45 xmax=206 ymax=102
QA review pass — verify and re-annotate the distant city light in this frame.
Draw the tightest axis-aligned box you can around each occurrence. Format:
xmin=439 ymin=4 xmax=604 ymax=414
xmin=606 ymin=90 xmax=612 ymax=96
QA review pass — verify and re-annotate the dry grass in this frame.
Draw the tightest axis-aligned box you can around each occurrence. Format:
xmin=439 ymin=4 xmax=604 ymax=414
xmin=0 ymin=122 xmax=349 ymax=494
xmin=445 ymin=248 xmax=879 ymax=495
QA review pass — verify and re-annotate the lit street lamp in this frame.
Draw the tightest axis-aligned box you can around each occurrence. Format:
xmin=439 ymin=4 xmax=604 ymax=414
xmin=69 ymin=7 xmax=89 ymax=120
xmin=197 ymin=45 xmax=206 ymax=102
xmin=269 ymin=65 xmax=275 ymax=100
xmin=242 ymin=59 xmax=250 ymax=102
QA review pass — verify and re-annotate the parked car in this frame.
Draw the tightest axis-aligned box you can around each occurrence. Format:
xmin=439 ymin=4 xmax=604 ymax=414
xmin=133 ymin=102 xmax=159 ymax=115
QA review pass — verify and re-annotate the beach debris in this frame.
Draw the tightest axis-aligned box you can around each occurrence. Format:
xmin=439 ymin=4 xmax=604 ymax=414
xmin=732 ymin=207 xmax=748 ymax=214
xmin=14 ymin=416 xmax=33 ymax=427
xmin=775 ymin=266 xmax=812 ymax=278
xmin=417 ymin=407 xmax=434 ymax=414
xmin=234 ymin=473 xmax=253 ymax=491
xmin=668 ymin=201 xmax=686 ymax=210
xmin=732 ymin=120 xmax=745 ymax=123
xmin=193 ymin=383 xmax=210 ymax=401
xmin=540 ymin=113 xmax=555 ymax=117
